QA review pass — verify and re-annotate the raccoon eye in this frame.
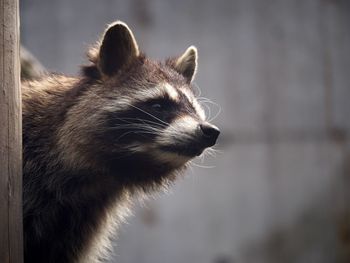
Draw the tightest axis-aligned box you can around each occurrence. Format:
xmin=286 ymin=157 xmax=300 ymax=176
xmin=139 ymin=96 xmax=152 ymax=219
xmin=151 ymin=103 xmax=163 ymax=111
xmin=147 ymin=99 xmax=172 ymax=112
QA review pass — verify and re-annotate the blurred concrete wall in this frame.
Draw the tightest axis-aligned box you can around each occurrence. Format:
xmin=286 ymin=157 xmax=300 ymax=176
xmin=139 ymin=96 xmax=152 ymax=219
xmin=21 ymin=0 xmax=350 ymax=262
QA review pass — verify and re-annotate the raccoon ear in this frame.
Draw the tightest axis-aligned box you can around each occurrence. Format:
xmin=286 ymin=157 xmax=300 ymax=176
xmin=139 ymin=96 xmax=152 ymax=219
xmin=98 ymin=21 xmax=140 ymax=76
xmin=173 ymin=46 xmax=198 ymax=83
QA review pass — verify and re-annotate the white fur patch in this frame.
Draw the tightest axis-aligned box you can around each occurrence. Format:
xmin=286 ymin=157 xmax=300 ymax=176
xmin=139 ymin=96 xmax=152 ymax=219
xmin=156 ymin=115 xmax=198 ymax=146
xmin=134 ymin=83 xmax=179 ymax=103
xmin=151 ymin=149 xmax=191 ymax=167
xmin=76 ymin=195 xmax=133 ymax=263
xmin=108 ymin=83 xmax=179 ymax=113
xmin=171 ymin=115 xmax=198 ymax=130
xmin=149 ymin=115 xmax=200 ymax=165
xmin=179 ymin=88 xmax=206 ymax=120
xmin=163 ymin=83 xmax=179 ymax=101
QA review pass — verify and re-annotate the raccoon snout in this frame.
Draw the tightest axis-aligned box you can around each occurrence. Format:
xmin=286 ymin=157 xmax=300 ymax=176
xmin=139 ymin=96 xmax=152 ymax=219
xmin=198 ymin=123 xmax=220 ymax=147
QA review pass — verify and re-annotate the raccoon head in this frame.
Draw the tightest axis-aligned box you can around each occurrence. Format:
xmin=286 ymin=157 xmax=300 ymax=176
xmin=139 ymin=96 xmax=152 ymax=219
xmin=63 ymin=21 xmax=220 ymax=181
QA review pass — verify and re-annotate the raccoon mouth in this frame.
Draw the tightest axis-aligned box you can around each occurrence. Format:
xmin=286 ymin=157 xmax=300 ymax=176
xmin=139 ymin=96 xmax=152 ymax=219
xmin=160 ymin=144 xmax=205 ymax=157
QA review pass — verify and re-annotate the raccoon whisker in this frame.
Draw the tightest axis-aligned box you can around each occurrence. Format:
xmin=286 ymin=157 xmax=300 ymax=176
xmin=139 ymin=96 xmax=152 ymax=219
xmin=122 ymin=103 xmax=184 ymax=136
xmin=198 ymin=153 xmax=205 ymax=163
xmin=197 ymin=98 xmax=214 ymax=120
xmin=209 ymin=146 xmax=223 ymax=154
xmin=124 ymin=103 xmax=171 ymax=127
xmin=107 ymin=121 xmax=162 ymax=129
xmin=192 ymin=82 xmax=202 ymax=97
xmin=133 ymin=132 xmax=159 ymax=136
xmin=196 ymin=96 xmax=212 ymax=101
xmin=108 ymin=125 xmax=163 ymax=135
xmin=131 ymin=128 xmax=162 ymax=135
xmin=192 ymin=163 xmax=216 ymax=169
xmin=208 ymin=105 xmax=221 ymax=122
xmin=113 ymin=126 xmax=162 ymax=141
xmin=197 ymin=97 xmax=218 ymax=107
xmin=204 ymin=148 xmax=217 ymax=158
xmin=197 ymin=98 xmax=222 ymax=122
xmin=193 ymin=151 xmax=210 ymax=165
xmin=199 ymin=101 xmax=212 ymax=121
xmin=187 ymin=163 xmax=195 ymax=174
xmin=188 ymin=160 xmax=216 ymax=169
xmin=136 ymin=118 xmax=168 ymax=128
xmin=115 ymin=131 xmax=145 ymax=142
xmin=107 ymin=124 xmax=160 ymax=131
xmin=206 ymin=147 xmax=223 ymax=159
xmin=110 ymin=117 xmax=167 ymax=128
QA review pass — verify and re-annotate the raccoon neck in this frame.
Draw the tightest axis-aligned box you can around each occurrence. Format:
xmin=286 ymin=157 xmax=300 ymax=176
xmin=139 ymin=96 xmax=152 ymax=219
xmin=22 ymin=74 xmax=182 ymax=262
xmin=22 ymin=75 xmax=119 ymax=261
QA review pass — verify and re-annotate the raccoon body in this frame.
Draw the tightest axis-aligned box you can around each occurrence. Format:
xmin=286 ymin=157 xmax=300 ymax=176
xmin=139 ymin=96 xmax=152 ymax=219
xmin=22 ymin=21 xmax=220 ymax=263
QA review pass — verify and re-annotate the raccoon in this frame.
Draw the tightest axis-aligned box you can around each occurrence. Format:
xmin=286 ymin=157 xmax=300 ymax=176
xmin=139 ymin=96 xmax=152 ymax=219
xmin=22 ymin=21 xmax=220 ymax=263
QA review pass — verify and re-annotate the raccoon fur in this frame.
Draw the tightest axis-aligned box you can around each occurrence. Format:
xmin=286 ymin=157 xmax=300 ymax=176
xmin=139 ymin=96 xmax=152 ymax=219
xmin=22 ymin=21 xmax=220 ymax=263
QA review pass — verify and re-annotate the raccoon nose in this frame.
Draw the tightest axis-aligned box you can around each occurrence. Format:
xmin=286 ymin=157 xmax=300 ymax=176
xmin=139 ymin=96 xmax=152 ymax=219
xmin=199 ymin=123 xmax=220 ymax=147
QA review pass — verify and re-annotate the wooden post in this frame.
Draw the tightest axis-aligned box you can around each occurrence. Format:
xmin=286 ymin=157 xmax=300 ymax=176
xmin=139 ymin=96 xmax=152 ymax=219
xmin=0 ymin=0 xmax=23 ymax=262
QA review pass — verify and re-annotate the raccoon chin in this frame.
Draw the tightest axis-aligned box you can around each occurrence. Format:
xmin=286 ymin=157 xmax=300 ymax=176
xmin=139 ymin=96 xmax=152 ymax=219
xmin=159 ymin=144 xmax=205 ymax=157
xmin=146 ymin=147 xmax=193 ymax=167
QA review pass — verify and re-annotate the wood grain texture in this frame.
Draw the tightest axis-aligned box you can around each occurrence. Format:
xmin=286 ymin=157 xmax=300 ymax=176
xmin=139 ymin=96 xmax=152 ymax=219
xmin=0 ymin=0 xmax=23 ymax=262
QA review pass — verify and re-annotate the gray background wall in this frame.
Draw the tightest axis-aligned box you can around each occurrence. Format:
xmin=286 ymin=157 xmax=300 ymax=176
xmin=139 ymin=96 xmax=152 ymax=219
xmin=21 ymin=0 xmax=350 ymax=262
